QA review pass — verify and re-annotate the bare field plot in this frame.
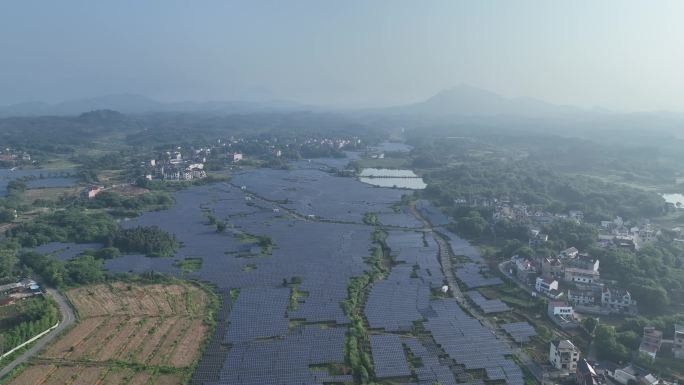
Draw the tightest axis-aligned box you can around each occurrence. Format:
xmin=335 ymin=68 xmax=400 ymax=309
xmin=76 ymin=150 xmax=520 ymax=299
xmin=66 ymin=282 xmax=206 ymax=318
xmin=6 ymin=281 xmax=212 ymax=385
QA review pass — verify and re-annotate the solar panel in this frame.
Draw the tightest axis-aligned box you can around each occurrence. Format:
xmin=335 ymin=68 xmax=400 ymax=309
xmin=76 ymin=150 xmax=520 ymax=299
xmin=370 ymin=334 xmax=411 ymax=378
xmin=467 ymin=291 xmax=510 ymax=313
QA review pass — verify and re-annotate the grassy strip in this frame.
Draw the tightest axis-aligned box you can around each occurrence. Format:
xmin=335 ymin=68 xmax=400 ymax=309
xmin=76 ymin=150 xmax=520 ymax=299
xmin=341 ymin=229 xmax=390 ymax=384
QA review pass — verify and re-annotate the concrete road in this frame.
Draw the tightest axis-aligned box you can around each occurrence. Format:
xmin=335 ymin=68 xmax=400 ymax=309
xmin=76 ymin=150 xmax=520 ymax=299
xmin=0 ymin=286 xmax=76 ymax=380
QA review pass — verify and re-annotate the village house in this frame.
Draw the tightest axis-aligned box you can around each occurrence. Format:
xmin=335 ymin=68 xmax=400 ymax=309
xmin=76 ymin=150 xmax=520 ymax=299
xmin=83 ymin=185 xmax=103 ymax=199
xmin=549 ymin=339 xmax=580 ymax=372
xmin=541 ymin=257 xmax=564 ymax=279
xmin=0 ymin=278 xmax=42 ymax=306
xmin=564 ymin=267 xmax=600 ymax=284
xmin=548 ymin=300 xmax=574 ymax=318
xmin=673 ymin=324 xmax=684 ymax=359
xmin=535 ymin=276 xmax=562 ymax=298
xmin=567 ymin=289 xmax=599 ymax=306
xmin=638 ymin=326 xmax=663 ymax=360
xmin=513 ymin=257 xmax=537 ymax=285
xmin=638 ymin=226 xmax=659 ymax=244
xmin=567 ymin=253 xmax=599 ymax=272
xmin=613 ymin=235 xmax=638 ymax=251
xmin=607 ymin=365 xmax=669 ymax=385
xmin=601 ymin=287 xmax=636 ymax=313
xmin=560 ymin=246 xmax=579 ymax=259
xmin=528 ymin=229 xmax=549 ymax=247
xmin=228 ymin=152 xmax=243 ymax=162
xmin=569 ymin=210 xmax=584 ymax=223
xmin=576 ymin=359 xmax=603 ymax=385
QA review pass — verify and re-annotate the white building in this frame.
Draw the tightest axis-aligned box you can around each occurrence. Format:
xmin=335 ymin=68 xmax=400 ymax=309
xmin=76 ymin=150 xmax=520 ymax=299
xmin=601 ymin=287 xmax=636 ymax=312
xmin=535 ymin=276 xmax=559 ymax=296
xmin=549 ymin=339 xmax=579 ymax=372
xmin=548 ymin=301 xmax=574 ymax=317
xmin=673 ymin=324 xmax=684 ymax=359
xmin=564 ymin=267 xmax=600 ymax=284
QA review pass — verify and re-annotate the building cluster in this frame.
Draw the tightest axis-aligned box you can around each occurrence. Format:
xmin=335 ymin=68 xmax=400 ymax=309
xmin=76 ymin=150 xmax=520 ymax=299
xmin=512 ymin=246 xmax=637 ymax=320
xmin=0 ymin=148 xmax=31 ymax=164
xmin=622 ymin=323 xmax=684 ymax=361
xmin=607 ymin=362 xmax=676 ymax=385
xmin=549 ymin=339 xmax=678 ymax=385
xmin=597 ymin=216 xmax=660 ymax=251
xmin=485 ymin=199 xmax=584 ymax=225
xmin=0 ymin=278 xmax=42 ymax=306
xmin=144 ymin=149 xmax=211 ymax=181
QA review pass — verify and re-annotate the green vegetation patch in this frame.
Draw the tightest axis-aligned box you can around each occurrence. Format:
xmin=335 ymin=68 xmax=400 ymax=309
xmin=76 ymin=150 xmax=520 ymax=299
xmin=174 ymin=257 xmax=203 ymax=273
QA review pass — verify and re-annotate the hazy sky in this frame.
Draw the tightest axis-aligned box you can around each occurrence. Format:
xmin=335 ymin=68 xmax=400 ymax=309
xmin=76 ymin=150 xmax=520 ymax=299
xmin=1 ymin=0 xmax=683 ymax=111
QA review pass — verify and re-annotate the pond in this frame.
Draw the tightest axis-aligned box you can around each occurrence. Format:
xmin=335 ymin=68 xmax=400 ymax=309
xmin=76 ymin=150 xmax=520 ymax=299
xmin=358 ymin=168 xmax=427 ymax=189
xmin=662 ymin=193 xmax=684 ymax=208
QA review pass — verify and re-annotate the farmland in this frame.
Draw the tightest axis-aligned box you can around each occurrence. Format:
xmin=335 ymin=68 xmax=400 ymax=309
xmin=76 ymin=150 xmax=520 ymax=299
xmin=5 ymin=281 xmax=213 ymax=385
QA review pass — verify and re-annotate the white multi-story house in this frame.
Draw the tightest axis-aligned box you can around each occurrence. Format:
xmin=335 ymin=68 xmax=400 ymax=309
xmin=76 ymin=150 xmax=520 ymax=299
xmin=674 ymin=324 xmax=684 ymax=359
xmin=567 ymin=289 xmax=599 ymax=306
xmin=535 ymin=277 xmax=560 ymax=297
xmin=549 ymin=339 xmax=580 ymax=372
xmin=601 ymin=287 xmax=636 ymax=312
xmin=564 ymin=267 xmax=600 ymax=284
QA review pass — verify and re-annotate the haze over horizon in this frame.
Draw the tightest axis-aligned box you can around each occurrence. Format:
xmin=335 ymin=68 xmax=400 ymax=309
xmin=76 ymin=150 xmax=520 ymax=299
xmin=2 ymin=0 xmax=684 ymax=112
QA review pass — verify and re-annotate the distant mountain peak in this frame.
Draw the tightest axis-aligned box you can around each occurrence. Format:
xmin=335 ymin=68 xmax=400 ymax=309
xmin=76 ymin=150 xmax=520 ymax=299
xmin=387 ymin=85 xmax=580 ymax=117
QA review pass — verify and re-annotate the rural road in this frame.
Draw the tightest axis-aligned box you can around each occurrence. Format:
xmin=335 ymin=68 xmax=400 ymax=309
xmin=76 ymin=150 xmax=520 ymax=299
xmin=0 ymin=286 xmax=76 ymax=380
xmin=410 ymin=202 xmax=548 ymax=383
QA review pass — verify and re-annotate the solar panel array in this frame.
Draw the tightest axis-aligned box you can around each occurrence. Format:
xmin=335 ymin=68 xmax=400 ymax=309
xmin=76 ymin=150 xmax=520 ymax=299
xmin=369 ymin=334 xmax=411 ymax=378
xmin=91 ymin=160 xmax=527 ymax=385
xmin=386 ymin=231 xmax=444 ymax=287
xmin=190 ymin=288 xmax=232 ymax=385
xmin=377 ymin=209 xmax=423 ymax=228
xmin=501 ymin=322 xmax=537 ymax=343
xmin=365 ymin=266 xmax=430 ymax=331
xmin=416 ymin=200 xmax=451 ymax=226
xmin=219 ymin=326 xmax=348 ymax=385
xmin=425 ymin=300 xmax=524 ymax=385
xmin=455 ymin=263 xmax=504 ymax=288
xmin=226 ymin=287 xmax=290 ymax=343
xmin=467 ymin=291 xmax=510 ymax=313
xmin=403 ymin=338 xmax=458 ymax=385
xmin=444 ymin=230 xmax=485 ymax=263
xmin=232 ymin=167 xmax=405 ymax=223
xmin=0 ymin=168 xmax=75 ymax=197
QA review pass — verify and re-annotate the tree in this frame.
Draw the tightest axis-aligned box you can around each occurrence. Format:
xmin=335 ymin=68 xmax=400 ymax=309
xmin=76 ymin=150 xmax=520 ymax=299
xmin=629 ymin=284 xmax=669 ymax=314
xmin=65 ymin=255 xmax=104 ymax=285
xmin=582 ymin=317 xmax=598 ymax=335
xmin=594 ymin=325 xmax=629 ymax=362
xmin=0 ymin=208 xmax=16 ymax=223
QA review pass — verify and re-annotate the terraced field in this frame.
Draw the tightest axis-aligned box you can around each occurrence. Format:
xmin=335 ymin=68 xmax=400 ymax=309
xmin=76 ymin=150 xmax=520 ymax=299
xmin=5 ymin=281 xmax=212 ymax=385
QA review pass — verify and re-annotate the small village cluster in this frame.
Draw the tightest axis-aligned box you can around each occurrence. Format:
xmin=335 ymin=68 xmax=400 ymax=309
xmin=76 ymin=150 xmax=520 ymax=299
xmin=481 ymin=196 xmax=684 ymax=383
xmin=551 ymin=333 xmax=681 ymax=385
xmin=0 ymin=148 xmax=31 ymax=163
